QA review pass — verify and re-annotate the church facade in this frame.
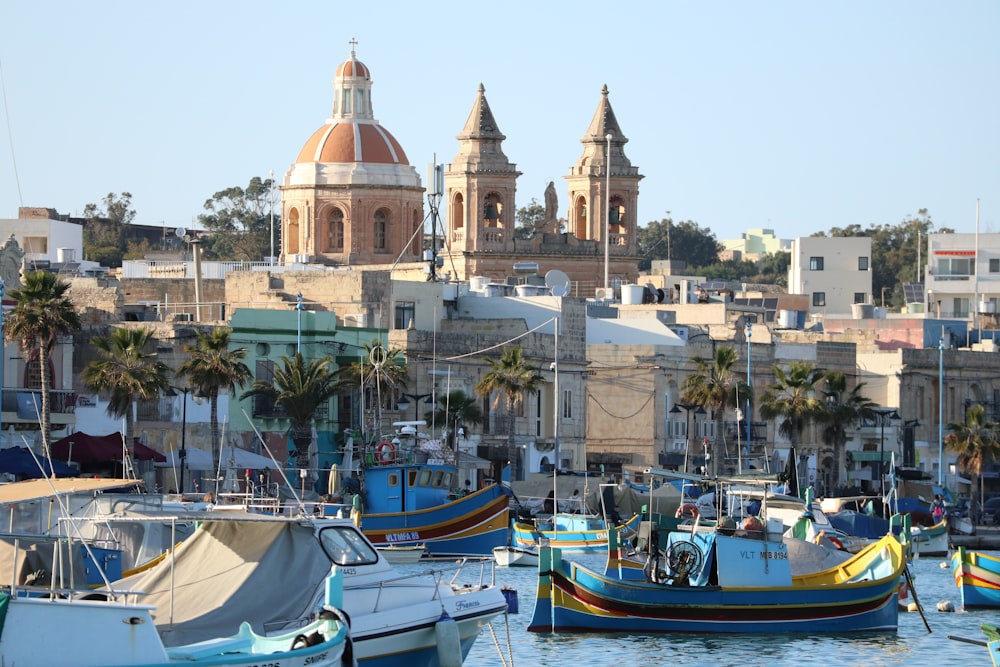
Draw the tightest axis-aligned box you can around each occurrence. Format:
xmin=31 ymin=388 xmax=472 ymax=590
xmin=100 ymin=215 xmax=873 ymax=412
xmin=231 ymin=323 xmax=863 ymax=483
xmin=279 ymin=45 xmax=644 ymax=295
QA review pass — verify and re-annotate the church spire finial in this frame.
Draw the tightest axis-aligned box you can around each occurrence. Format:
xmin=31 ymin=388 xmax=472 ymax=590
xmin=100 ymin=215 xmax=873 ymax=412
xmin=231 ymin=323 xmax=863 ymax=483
xmin=349 ymin=37 xmax=358 ymax=57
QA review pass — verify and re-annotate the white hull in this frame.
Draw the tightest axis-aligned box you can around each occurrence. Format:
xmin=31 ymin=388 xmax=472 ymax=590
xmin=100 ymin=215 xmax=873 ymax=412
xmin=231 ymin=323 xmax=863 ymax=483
xmin=493 ymin=545 xmax=539 ymax=567
xmin=0 ymin=594 xmax=347 ymax=667
xmin=376 ymin=544 xmax=426 ymax=564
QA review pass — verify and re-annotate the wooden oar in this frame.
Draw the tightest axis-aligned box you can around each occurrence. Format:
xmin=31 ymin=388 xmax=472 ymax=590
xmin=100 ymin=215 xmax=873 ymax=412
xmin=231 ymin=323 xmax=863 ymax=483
xmin=904 ymin=564 xmax=932 ymax=633
xmin=947 ymin=634 xmax=987 ymax=647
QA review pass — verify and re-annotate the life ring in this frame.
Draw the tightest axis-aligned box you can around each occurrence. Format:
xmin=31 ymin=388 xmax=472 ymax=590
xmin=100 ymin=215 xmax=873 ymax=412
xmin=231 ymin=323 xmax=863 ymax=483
xmin=376 ymin=441 xmax=396 ymax=464
xmin=675 ymin=504 xmax=700 ymax=522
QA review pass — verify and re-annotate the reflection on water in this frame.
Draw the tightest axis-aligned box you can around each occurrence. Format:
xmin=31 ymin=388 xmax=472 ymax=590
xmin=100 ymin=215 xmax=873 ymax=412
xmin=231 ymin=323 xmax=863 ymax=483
xmin=428 ymin=551 xmax=994 ymax=666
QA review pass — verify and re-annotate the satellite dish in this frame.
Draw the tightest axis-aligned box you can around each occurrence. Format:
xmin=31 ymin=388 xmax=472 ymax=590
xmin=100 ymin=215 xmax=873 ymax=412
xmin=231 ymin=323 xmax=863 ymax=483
xmin=544 ymin=269 xmax=571 ymax=297
xmin=175 ymin=227 xmax=188 ymax=238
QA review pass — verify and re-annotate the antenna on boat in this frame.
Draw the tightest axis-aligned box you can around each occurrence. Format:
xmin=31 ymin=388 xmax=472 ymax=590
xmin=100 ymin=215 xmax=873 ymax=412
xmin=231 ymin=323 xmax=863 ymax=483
xmin=242 ymin=408 xmax=308 ymax=516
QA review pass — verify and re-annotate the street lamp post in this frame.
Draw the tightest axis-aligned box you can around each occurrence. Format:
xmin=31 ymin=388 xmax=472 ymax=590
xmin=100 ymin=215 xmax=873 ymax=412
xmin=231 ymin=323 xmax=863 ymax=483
xmin=603 ymin=133 xmax=612 ymax=295
xmin=745 ymin=322 xmax=752 ymax=471
xmin=397 ymin=392 xmax=432 ymax=422
xmin=167 ymin=386 xmax=192 ymax=494
xmin=938 ymin=339 xmax=944 ymax=486
xmin=296 ymin=292 xmax=304 ymax=353
xmin=872 ymin=408 xmax=900 ymax=497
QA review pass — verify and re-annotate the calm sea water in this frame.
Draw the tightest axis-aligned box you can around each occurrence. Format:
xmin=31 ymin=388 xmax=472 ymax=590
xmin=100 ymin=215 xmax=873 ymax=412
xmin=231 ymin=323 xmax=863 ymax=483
xmin=440 ymin=551 xmax=1000 ymax=667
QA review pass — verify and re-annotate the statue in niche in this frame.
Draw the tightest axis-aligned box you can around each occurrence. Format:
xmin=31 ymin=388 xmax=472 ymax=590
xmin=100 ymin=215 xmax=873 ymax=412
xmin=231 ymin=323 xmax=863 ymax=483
xmin=540 ymin=181 xmax=559 ymax=232
xmin=0 ymin=235 xmax=24 ymax=291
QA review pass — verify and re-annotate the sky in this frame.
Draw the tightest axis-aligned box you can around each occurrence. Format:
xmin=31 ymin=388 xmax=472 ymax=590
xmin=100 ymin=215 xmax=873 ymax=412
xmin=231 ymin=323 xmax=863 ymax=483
xmin=1 ymin=1 xmax=998 ymax=244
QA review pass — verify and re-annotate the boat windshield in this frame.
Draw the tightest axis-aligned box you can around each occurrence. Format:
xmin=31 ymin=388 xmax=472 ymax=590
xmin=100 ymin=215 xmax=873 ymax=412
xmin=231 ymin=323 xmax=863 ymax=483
xmin=317 ymin=525 xmax=380 ymax=566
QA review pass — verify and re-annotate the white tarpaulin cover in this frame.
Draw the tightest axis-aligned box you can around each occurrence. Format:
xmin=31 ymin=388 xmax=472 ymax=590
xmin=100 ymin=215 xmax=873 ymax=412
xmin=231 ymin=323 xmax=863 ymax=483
xmin=110 ymin=517 xmax=330 ymax=646
xmin=154 ymin=446 xmax=280 ymax=471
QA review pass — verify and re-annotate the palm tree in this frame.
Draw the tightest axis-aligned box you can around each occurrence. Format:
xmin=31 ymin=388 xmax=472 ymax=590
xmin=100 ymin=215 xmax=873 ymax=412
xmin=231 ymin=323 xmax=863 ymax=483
xmin=5 ymin=272 xmax=82 ymax=453
xmin=81 ymin=326 xmax=170 ymax=469
xmin=945 ymin=404 xmax=1000 ymax=520
xmin=818 ymin=372 xmax=876 ymax=493
xmin=240 ymin=353 xmax=342 ymax=469
xmin=759 ymin=361 xmax=827 ymax=494
xmin=475 ymin=346 xmax=544 ymax=480
xmin=681 ymin=345 xmax=749 ymax=476
xmin=176 ymin=327 xmax=252 ymax=476
xmin=335 ymin=341 xmax=407 ymax=439
xmin=425 ymin=390 xmax=483 ymax=451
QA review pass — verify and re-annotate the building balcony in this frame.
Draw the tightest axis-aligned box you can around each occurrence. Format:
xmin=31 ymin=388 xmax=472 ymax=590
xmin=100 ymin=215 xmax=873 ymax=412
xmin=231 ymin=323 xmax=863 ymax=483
xmin=0 ymin=388 xmax=78 ymax=427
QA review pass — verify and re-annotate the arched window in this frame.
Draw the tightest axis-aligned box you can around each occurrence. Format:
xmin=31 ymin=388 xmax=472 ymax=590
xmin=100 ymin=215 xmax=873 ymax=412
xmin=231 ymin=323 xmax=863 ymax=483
xmin=327 ymin=208 xmax=344 ymax=251
xmin=483 ymin=193 xmax=503 ymax=227
xmin=573 ymin=196 xmax=588 ymax=238
xmin=373 ymin=209 xmax=388 ymax=250
xmin=411 ymin=209 xmax=421 ymax=255
xmin=287 ymin=208 xmax=300 ymax=254
xmin=453 ymin=193 xmax=465 ymax=229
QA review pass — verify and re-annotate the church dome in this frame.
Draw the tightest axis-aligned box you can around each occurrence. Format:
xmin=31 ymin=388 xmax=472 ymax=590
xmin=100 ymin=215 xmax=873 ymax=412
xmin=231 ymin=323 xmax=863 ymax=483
xmin=295 ymin=121 xmax=409 ymax=165
xmin=293 ymin=45 xmax=409 ymax=167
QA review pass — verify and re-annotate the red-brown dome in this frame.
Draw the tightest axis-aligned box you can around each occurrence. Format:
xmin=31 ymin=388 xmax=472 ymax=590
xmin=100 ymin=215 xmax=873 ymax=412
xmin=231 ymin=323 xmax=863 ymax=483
xmin=335 ymin=57 xmax=370 ymax=80
xmin=296 ymin=121 xmax=409 ymax=165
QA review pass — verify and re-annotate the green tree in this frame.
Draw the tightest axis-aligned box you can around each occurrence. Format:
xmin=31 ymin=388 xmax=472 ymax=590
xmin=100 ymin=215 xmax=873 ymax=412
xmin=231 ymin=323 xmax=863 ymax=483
xmin=474 ymin=347 xmax=544 ymax=480
xmin=681 ymin=346 xmax=749 ymax=476
xmin=176 ymin=327 xmax=253 ymax=475
xmin=945 ymin=404 xmax=1000 ymax=519
xmin=759 ymin=361 xmax=827 ymax=448
xmin=198 ymin=176 xmax=278 ymax=261
xmin=83 ymin=192 xmax=135 ymax=267
xmin=637 ymin=217 xmax=719 ymax=271
xmin=514 ymin=198 xmax=547 ymax=240
xmin=240 ymin=353 xmax=343 ymax=468
xmin=5 ymin=272 xmax=82 ymax=454
xmin=81 ymin=326 xmax=170 ymax=469
xmin=425 ymin=390 xmax=483 ymax=451
xmin=817 ymin=372 xmax=876 ymax=492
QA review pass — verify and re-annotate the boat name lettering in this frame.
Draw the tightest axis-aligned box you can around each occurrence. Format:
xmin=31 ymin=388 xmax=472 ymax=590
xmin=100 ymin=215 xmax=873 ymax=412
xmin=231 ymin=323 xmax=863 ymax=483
xmin=246 ymin=663 xmax=280 ymax=667
xmin=739 ymin=549 xmax=788 ymax=560
xmin=340 ymin=567 xmax=356 ymax=575
xmin=386 ymin=532 xmax=420 ymax=543
xmin=305 ymin=653 xmax=328 ymax=665
xmin=455 ymin=599 xmax=481 ymax=610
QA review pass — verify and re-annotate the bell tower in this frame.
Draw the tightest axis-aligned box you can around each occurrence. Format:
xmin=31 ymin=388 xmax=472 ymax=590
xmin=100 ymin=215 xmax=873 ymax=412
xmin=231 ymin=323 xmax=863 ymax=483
xmin=565 ymin=84 xmax=643 ymax=288
xmin=442 ymin=84 xmax=521 ymax=278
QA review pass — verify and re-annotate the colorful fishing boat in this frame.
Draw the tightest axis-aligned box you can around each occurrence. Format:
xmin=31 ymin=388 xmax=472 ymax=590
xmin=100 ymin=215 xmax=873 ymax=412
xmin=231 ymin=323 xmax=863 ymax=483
xmin=358 ymin=464 xmax=510 ymax=556
xmin=512 ymin=512 xmax=642 ymax=554
xmin=528 ymin=521 xmax=904 ymax=633
xmin=910 ymin=518 xmax=949 ymax=557
xmin=952 ymin=546 xmax=1000 ymax=608
xmin=0 ymin=567 xmax=351 ymax=667
xmin=984 ymin=624 xmax=1000 ymax=667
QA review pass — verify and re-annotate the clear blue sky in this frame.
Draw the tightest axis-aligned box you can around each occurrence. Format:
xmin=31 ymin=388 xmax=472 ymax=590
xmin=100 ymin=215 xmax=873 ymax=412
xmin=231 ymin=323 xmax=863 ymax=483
xmin=2 ymin=1 xmax=998 ymax=243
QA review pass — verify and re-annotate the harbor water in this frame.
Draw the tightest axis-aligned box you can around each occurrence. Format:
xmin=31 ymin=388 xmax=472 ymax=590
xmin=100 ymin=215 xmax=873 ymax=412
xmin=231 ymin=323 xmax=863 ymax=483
xmin=418 ymin=550 xmax=1000 ymax=667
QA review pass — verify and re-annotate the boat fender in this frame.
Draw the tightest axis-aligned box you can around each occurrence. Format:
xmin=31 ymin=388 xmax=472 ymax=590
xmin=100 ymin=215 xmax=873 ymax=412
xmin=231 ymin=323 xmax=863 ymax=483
xmin=675 ymin=504 xmax=700 ymax=522
xmin=376 ymin=441 xmax=396 ymax=464
xmin=434 ymin=611 xmax=462 ymax=667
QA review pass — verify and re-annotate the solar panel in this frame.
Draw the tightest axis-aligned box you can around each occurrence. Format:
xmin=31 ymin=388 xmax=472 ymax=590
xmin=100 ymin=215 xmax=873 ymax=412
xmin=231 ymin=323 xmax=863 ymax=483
xmin=903 ymin=282 xmax=925 ymax=304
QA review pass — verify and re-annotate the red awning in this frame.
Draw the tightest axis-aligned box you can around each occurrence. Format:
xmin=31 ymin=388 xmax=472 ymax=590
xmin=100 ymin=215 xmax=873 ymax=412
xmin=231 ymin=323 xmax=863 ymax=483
xmin=50 ymin=432 xmax=166 ymax=464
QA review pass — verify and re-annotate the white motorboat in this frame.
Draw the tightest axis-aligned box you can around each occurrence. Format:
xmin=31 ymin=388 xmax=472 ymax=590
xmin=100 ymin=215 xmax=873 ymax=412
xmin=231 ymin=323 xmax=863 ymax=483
xmin=0 ymin=570 xmax=351 ymax=667
xmin=110 ymin=513 xmax=509 ymax=666
xmin=493 ymin=545 xmax=539 ymax=567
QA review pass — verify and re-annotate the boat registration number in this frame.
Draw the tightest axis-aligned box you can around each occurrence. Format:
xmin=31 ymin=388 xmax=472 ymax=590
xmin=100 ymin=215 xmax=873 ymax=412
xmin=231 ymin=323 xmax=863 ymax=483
xmin=386 ymin=531 xmax=420 ymax=542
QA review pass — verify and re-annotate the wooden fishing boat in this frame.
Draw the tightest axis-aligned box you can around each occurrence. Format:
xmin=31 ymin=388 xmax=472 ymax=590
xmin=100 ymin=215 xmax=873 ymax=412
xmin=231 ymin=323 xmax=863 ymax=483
xmin=528 ymin=521 xmax=905 ymax=634
xmin=910 ymin=518 xmax=949 ymax=557
xmin=512 ymin=512 xmax=642 ymax=554
xmin=493 ymin=545 xmax=539 ymax=567
xmin=376 ymin=543 xmax=426 ymax=564
xmin=953 ymin=546 xmax=1000 ymax=608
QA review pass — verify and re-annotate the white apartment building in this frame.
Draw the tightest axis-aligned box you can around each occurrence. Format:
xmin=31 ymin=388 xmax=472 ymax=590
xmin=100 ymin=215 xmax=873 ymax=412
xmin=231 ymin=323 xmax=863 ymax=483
xmin=788 ymin=236 xmax=873 ymax=317
xmin=924 ymin=232 xmax=1000 ymax=321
